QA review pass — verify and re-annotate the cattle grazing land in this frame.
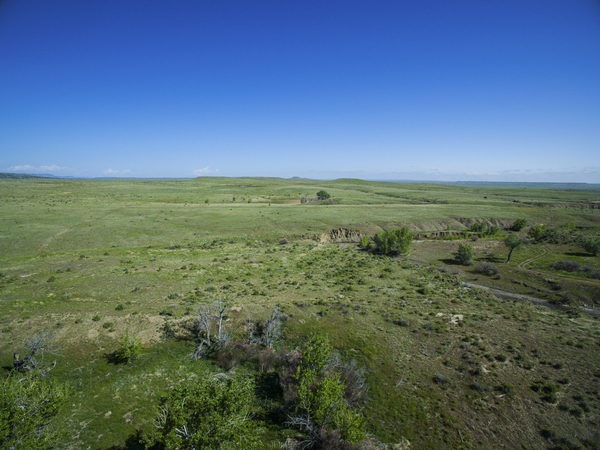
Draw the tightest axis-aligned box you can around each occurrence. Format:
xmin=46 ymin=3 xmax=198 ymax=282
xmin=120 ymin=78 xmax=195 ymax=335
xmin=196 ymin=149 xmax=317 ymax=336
xmin=1 ymin=176 xmax=600 ymax=449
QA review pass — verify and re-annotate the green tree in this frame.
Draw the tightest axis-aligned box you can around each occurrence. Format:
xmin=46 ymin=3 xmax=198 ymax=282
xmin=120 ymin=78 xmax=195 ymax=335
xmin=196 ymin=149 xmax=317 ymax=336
xmin=511 ymin=219 xmax=527 ymax=231
xmin=0 ymin=371 xmax=69 ymax=449
xmin=290 ymin=335 xmax=366 ymax=446
xmin=470 ymin=222 xmax=485 ymax=232
xmin=316 ymin=190 xmax=331 ymax=200
xmin=371 ymin=227 xmax=412 ymax=255
xmin=528 ymin=224 xmax=546 ymax=240
xmin=582 ymin=237 xmax=600 ymax=256
xmin=143 ymin=375 xmax=260 ymax=450
xmin=456 ymin=243 xmax=474 ymax=265
xmin=114 ymin=331 xmax=142 ymax=363
xmin=504 ymin=234 xmax=523 ymax=263
xmin=359 ymin=235 xmax=370 ymax=249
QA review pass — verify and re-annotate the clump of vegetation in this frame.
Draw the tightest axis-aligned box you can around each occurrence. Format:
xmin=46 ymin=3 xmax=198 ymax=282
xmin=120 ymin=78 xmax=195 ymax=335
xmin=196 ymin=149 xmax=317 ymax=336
xmin=360 ymin=235 xmax=370 ymax=248
xmin=474 ymin=262 xmax=499 ymax=276
xmin=370 ymin=227 xmax=412 ymax=255
xmin=143 ymin=374 xmax=261 ymax=449
xmin=512 ymin=218 xmax=527 ymax=231
xmin=504 ymin=234 xmax=523 ymax=263
xmin=114 ymin=331 xmax=142 ymax=363
xmin=0 ymin=371 xmax=69 ymax=449
xmin=470 ymin=221 xmax=486 ymax=232
xmin=550 ymin=260 xmax=580 ymax=272
xmin=456 ymin=243 xmax=474 ymax=265
xmin=286 ymin=334 xmax=366 ymax=447
xmin=316 ymin=190 xmax=331 ymax=200
xmin=582 ymin=237 xmax=600 ymax=256
xmin=528 ymin=224 xmax=547 ymax=240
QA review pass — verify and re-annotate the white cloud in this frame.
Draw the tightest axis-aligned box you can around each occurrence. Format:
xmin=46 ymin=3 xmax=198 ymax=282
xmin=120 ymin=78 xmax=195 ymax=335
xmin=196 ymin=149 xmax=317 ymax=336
xmin=193 ymin=166 xmax=219 ymax=175
xmin=103 ymin=169 xmax=131 ymax=175
xmin=7 ymin=164 xmax=66 ymax=172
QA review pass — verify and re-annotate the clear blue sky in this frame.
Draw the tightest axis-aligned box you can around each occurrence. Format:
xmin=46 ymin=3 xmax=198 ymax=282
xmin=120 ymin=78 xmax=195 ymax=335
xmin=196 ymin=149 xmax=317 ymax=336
xmin=1 ymin=0 xmax=599 ymax=181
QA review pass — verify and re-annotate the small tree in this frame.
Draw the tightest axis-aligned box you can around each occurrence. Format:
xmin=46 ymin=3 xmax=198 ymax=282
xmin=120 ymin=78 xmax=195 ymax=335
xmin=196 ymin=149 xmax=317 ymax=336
xmin=582 ymin=237 xmax=600 ymax=256
xmin=143 ymin=375 xmax=260 ymax=449
xmin=288 ymin=334 xmax=366 ymax=447
xmin=528 ymin=224 xmax=546 ymax=241
xmin=504 ymin=234 xmax=523 ymax=263
xmin=371 ymin=227 xmax=412 ymax=256
xmin=359 ymin=235 xmax=370 ymax=249
xmin=0 ymin=371 xmax=69 ymax=449
xmin=511 ymin=218 xmax=527 ymax=231
xmin=456 ymin=243 xmax=474 ymax=265
xmin=316 ymin=190 xmax=331 ymax=200
xmin=114 ymin=331 xmax=142 ymax=363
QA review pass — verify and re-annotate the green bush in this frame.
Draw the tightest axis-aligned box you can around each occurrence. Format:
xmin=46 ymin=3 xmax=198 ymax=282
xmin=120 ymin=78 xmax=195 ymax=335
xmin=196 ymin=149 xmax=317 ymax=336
xmin=529 ymin=224 xmax=547 ymax=240
xmin=371 ymin=227 xmax=412 ymax=255
xmin=316 ymin=190 xmax=331 ymax=200
xmin=456 ymin=243 xmax=474 ymax=265
xmin=0 ymin=371 xmax=69 ymax=449
xmin=290 ymin=334 xmax=366 ymax=445
xmin=114 ymin=331 xmax=142 ymax=363
xmin=470 ymin=222 xmax=485 ymax=232
xmin=143 ymin=375 xmax=260 ymax=449
xmin=582 ymin=237 xmax=600 ymax=256
xmin=511 ymin=218 xmax=527 ymax=231
xmin=359 ymin=235 xmax=370 ymax=248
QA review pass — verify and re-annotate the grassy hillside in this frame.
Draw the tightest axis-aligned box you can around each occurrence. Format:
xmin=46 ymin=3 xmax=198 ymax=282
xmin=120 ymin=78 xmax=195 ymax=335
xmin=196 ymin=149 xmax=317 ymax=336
xmin=0 ymin=177 xmax=599 ymax=449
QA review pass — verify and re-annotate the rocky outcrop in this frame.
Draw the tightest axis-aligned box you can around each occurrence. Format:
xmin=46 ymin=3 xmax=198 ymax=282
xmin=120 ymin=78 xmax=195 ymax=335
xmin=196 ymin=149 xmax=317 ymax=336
xmin=319 ymin=228 xmax=364 ymax=243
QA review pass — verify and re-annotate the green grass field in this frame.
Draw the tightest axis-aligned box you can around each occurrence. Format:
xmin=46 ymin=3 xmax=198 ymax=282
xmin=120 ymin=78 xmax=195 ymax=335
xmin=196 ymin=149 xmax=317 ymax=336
xmin=1 ymin=177 xmax=599 ymax=449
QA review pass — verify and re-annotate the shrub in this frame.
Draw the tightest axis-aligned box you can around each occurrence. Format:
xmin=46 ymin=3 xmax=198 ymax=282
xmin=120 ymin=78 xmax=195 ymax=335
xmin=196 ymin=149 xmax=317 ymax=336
xmin=316 ymin=190 xmax=331 ymax=200
xmin=456 ymin=243 xmax=474 ymax=265
xmin=370 ymin=227 xmax=412 ymax=255
xmin=114 ymin=331 xmax=142 ymax=363
xmin=102 ymin=321 xmax=114 ymax=330
xmin=512 ymin=218 xmax=527 ymax=231
xmin=470 ymin=222 xmax=485 ymax=232
xmin=359 ymin=235 xmax=370 ymax=248
xmin=288 ymin=335 xmax=366 ymax=446
xmin=143 ymin=375 xmax=261 ymax=449
xmin=115 ymin=304 xmax=124 ymax=311
xmin=582 ymin=237 xmax=600 ymax=256
xmin=0 ymin=371 xmax=69 ymax=450
xmin=528 ymin=224 xmax=547 ymax=240
xmin=474 ymin=262 xmax=499 ymax=276
xmin=550 ymin=260 xmax=580 ymax=272
xmin=92 ymin=314 xmax=100 ymax=322
xmin=481 ymin=225 xmax=499 ymax=237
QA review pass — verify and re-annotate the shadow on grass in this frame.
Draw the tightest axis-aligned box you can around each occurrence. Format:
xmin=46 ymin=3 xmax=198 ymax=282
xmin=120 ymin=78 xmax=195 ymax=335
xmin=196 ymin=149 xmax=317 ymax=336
xmin=565 ymin=251 xmax=592 ymax=257
xmin=103 ymin=351 xmax=127 ymax=365
xmin=104 ymin=430 xmax=157 ymax=450
xmin=439 ymin=258 xmax=462 ymax=266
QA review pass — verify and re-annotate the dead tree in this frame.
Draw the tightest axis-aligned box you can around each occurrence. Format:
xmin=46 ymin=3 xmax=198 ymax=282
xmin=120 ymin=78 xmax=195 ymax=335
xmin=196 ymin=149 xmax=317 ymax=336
xmin=13 ymin=331 xmax=59 ymax=374
xmin=192 ymin=296 xmax=229 ymax=359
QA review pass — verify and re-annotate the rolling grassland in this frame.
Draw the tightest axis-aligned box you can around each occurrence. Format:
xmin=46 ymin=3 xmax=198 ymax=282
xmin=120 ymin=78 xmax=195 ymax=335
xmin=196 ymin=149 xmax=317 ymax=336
xmin=1 ymin=177 xmax=599 ymax=449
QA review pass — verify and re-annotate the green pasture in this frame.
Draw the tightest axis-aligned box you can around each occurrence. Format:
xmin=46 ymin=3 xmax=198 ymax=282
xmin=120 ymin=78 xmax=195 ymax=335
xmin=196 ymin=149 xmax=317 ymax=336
xmin=1 ymin=177 xmax=599 ymax=449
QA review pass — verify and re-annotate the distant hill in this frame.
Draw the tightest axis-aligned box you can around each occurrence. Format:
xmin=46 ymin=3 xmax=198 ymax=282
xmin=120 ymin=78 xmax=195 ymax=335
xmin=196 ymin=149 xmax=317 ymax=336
xmin=0 ymin=173 xmax=79 ymax=179
xmin=0 ymin=172 xmax=47 ymax=179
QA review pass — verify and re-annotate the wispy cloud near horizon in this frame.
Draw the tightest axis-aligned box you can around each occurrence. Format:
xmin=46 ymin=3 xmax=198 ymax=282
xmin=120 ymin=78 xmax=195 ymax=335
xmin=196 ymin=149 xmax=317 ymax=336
xmin=7 ymin=164 xmax=68 ymax=172
xmin=193 ymin=167 xmax=219 ymax=175
xmin=103 ymin=169 xmax=131 ymax=175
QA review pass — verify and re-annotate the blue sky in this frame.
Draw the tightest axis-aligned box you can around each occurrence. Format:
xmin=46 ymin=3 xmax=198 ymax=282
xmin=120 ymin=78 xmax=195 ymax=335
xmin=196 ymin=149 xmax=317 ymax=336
xmin=1 ymin=0 xmax=599 ymax=181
